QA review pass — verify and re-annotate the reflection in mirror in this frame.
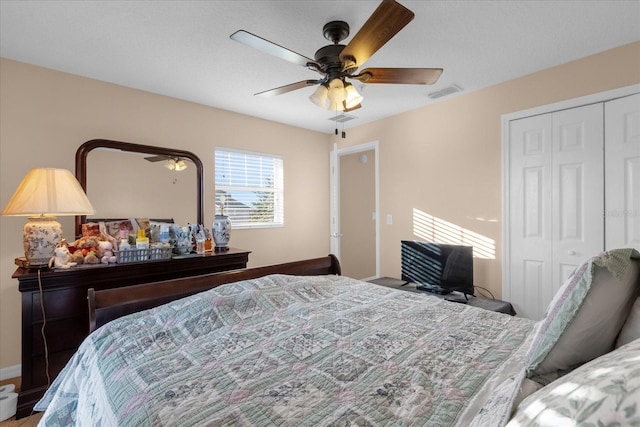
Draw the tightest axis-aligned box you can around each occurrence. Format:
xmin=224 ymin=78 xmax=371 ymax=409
xmin=75 ymin=139 xmax=203 ymax=237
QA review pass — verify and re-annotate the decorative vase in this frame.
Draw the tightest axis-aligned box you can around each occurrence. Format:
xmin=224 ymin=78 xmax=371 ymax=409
xmin=212 ymin=214 xmax=231 ymax=248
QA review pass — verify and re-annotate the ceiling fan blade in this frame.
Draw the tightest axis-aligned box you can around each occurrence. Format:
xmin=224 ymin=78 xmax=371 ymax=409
xmin=339 ymin=0 xmax=414 ymax=70
xmin=231 ymin=30 xmax=319 ymax=69
xmin=144 ymin=155 xmax=169 ymax=162
xmin=255 ymin=80 xmax=320 ymax=97
xmin=352 ymin=68 xmax=443 ymax=85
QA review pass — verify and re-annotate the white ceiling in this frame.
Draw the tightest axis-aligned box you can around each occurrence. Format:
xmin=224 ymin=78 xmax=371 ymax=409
xmin=1 ymin=1 xmax=638 ymax=134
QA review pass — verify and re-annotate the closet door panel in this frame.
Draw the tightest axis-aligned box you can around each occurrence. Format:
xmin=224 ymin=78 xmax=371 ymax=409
xmin=508 ymin=114 xmax=553 ymax=320
xmin=605 ymin=93 xmax=640 ymax=250
xmin=551 ymin=104 xmax=604 ymax=299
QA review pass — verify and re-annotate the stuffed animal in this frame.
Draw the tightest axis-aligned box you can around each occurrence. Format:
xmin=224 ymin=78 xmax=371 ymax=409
xmin=84 ymin=251 xmax=100 ymax=264
xmin=70 ymin=251 xmax=85 ymax=264
xmin=48 ymin=245 xmax=77 ymax=269
xmin=98 ymin=240 xmax=116 ymax=264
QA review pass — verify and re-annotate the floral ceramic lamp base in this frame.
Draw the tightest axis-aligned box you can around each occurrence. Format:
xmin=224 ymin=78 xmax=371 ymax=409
xmin=23 ymin=215 xmax=63 ymax=266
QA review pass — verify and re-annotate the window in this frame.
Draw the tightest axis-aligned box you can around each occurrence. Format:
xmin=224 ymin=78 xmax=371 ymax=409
xmin=215 ymin=148 xmax=283 ymax=228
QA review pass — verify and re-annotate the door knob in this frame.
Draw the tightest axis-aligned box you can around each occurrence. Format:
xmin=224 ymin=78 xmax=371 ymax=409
xmin=568 ymin=250 xmax=576 ymax=256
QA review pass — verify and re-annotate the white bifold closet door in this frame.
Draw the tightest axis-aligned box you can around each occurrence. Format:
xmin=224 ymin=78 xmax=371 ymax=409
xmin=605 ymin=93 xmax=640 ymax=250
xmin=508 ymin=103 xmax=604 ymax=320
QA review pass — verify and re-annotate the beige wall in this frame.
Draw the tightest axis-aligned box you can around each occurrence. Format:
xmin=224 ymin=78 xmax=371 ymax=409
xmin=0 ymin=58 xmax=331 ymax=372
xmin=333 ymin=41 xmax=640 ymax=299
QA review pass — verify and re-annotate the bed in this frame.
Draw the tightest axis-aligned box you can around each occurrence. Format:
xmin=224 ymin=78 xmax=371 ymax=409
xmin=34 ymin=250 xmax=640 ymax=426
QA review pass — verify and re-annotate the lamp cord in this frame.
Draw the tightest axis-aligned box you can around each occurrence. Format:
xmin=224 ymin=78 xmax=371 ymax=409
xmin=37 ymin=269 xmax=51 ymax=391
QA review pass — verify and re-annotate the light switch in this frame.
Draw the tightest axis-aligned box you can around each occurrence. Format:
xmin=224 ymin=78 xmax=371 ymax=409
xmin=386 ymin=214 xmax=393 ymax=225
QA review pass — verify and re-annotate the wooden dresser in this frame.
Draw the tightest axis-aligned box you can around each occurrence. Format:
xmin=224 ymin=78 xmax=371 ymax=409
xmin=12 ymin=248 xmax=250 ymax=418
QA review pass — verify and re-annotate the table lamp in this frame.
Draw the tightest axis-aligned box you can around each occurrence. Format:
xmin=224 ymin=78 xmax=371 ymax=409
xmin=1 ymin=168 xmax=95 ymax=267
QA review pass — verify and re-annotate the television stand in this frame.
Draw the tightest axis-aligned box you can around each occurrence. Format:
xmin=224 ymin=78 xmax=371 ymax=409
xmin=415 ymin=284 xmax=450 ymax=295
xmin=443 ymin=294 xmax=469 ymax=304
xmin=368 ymin=277 xmax=516 ymax=315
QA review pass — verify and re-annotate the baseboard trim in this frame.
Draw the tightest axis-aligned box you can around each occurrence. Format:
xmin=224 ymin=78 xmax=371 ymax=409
xmin=0 ymin=364 xmax=21 ymax=381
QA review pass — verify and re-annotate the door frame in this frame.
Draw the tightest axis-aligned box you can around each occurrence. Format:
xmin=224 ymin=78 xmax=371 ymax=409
xmin=501 ymin=83 xmax=640 ymax=303
xmin=330 ymin=141 xmax=380 ymax=279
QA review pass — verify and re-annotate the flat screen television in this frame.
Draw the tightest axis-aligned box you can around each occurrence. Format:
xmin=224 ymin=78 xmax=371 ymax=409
xmin=401 ymin=240 xmax=474 ymax=296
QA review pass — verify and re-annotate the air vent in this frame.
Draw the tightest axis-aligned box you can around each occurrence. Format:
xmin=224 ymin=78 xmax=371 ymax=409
xmin=330 ymin=114 xmax=357 ymax=123
xmin=427 ymin=84 xmax=462 ymax=100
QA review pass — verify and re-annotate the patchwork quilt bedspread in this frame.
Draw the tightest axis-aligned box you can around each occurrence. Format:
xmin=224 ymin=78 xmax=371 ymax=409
xmin=36 ymin=274 xmax=535 ymax=426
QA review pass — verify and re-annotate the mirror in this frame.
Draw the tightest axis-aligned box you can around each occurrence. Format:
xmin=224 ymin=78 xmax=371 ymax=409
xmin=75 ymin=139 xmax=204 ymax=237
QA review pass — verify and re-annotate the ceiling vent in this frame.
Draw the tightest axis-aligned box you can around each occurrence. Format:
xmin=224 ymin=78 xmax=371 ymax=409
xmin=330 ymin=114 xmax=357 ymax=123
xmin=427 ymin=84 xmax=463 ymax=100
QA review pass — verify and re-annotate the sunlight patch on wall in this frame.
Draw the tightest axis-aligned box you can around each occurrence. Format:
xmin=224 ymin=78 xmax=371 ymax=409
xmin=413 ymin=209 xmax=496 ymax=259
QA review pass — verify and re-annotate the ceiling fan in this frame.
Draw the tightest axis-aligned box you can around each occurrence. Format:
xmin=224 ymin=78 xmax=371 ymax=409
xmin=145 ymin=155 xmax=189 ymax=171
xmin=230 ymin=0 xmax=443 ymax=112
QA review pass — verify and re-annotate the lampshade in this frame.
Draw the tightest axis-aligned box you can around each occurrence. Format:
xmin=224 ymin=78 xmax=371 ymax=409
xmin=344 ymin=83 xmax=363 ymax=110
xmin=2 ymin=168 xmax=95 ymax=216
xmin=165 ymin=158 xmax=187 ymax=171
xmin=310 ymin=79 xmax=363 ymax=111
xmin=309 ymin=84 xmax=328 ymax=108
xmin=327 ymin=78 xmax=347 ymax=103
xmin=328 ymin=100 xmax=345 ymax=112
xmin=2 ymin=168 xmax=95 ymax=267
xmin=165 ymin=159 xmax=176 ymax=170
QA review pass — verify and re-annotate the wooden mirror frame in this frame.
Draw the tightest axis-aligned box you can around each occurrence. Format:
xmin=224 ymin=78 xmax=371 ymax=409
xmin=75 ymin=139 xmax=204 ymax=237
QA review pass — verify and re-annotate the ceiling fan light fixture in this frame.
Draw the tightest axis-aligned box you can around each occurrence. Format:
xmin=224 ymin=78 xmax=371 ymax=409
xmin=165 ymin=159 xmax=176 ymax=170
xmin=344 ymin=83 xmax=363 ymax=110
xmin=327 ymin=78 xmax=347 ymax=103
xmin=164 ymin=158 xmax=188 ymax=171
xmin=309 ymin=84 xmax=329 ymax=108
xmin=328 ymin=99 xmax=345 ymax=112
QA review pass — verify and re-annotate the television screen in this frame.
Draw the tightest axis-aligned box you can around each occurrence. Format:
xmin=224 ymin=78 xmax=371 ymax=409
xmin=401 ymin=240 xmax=474 ymax=296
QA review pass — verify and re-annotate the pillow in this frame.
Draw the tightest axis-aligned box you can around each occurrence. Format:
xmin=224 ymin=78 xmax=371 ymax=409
xmin=508 ymin=337 xmax=640 ymax=426
xmin=525 ymin=248 xmax=640 ymax=385
xmin=616 ymin=296 xmax=640 ymax=348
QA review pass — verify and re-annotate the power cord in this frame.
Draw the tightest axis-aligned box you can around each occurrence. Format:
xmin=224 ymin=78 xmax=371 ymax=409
xmin=473 ymin=285 xmax=496 ymax=299
xmin=37 ymin=269 xmax=51 ymax=390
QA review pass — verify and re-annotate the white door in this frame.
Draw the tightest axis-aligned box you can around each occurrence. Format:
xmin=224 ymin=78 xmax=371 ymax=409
xmin=551 ymin=104 xmax=604 ymax=294
xmin=508 ymin=113 xmax=553 ymax=320
xmin=507 ymin=103 xmax=604 ymax=320
xmin=605 ymin=93 xmax=640 ymax=250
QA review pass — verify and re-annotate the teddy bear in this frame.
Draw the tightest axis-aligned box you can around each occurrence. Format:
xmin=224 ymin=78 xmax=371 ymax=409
xmin=48 ymin=245 xmax=77 ymax=269
xmin=70 ymin=250 xmax=85 ymax=264
xmin=84 ymin=252 xmax=101 ymax=264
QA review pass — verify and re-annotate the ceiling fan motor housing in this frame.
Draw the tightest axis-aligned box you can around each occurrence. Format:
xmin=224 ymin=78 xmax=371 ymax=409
xmin=317 ymin=21 xmax=356 ymax=78
xmin=314 ymin=44 xmax=347 ymax=77
xmin=322 ymin=21 xmax=349 ymax=43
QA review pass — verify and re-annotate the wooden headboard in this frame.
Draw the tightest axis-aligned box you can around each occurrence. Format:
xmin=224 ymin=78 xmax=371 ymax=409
xmin=88 ymin=254 xmax=341 ymax=332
